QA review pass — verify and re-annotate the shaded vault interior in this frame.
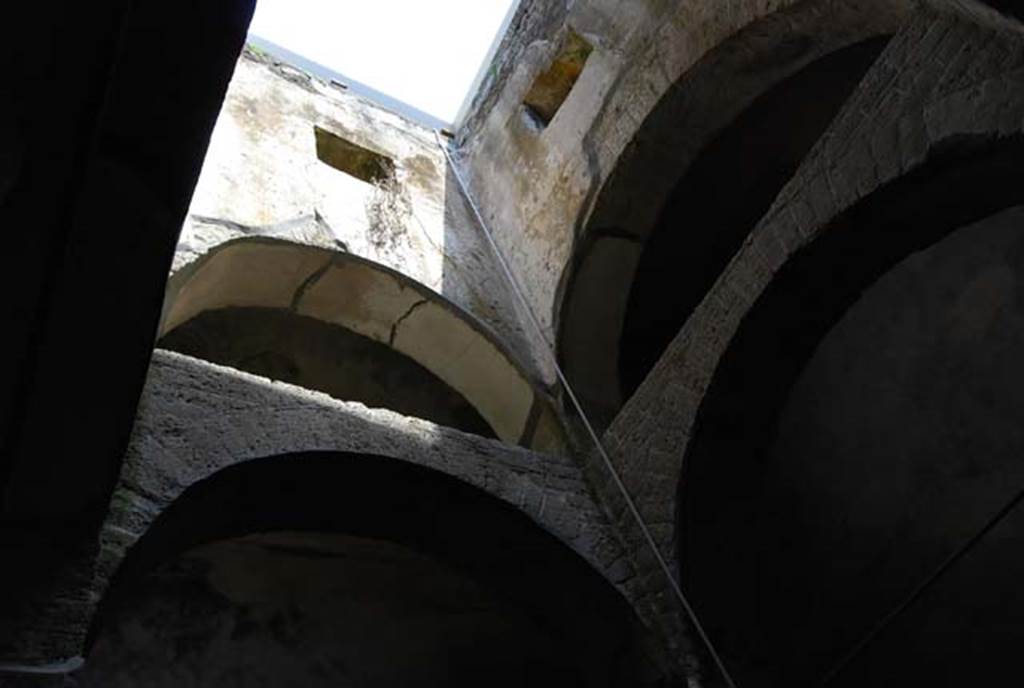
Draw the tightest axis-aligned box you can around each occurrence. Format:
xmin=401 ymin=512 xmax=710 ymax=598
xmin=3 ymin=1 xmax=1024 ymax=687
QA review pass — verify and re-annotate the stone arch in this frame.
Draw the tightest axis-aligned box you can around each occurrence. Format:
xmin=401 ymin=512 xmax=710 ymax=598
xmin=161 ymin=237 xmax=566 ymax=453
xmin=87 ymin=451 xmax=641 ymax=687
xmin=556 ymin=0 xmax=910 ymax=424
xmin=114 ymin=351 xmax=614 ymax=578
xmin=160 ymin=306 xmax=500 ymax=438
xmin=678 ymin=139 xmax=1024 ymax=688
xmin=78 ymin=350 xmax=649 ymax=685
xmin=603 ymin=12 xmax=1024 ymax=686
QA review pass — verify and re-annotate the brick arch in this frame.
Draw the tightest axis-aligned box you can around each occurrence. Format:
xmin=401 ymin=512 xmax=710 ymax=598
xmin=80 ymin=351 xmax=645 ymax=674
xmin=88 ymin=443 xmax=641 ymax=686
xmin=597 ymin=10 xmax=1024 ymax=668
xmin=31 ymin=351 xmax=646 ymax=677
xmin=680 ymin=136 xmax=1024 ymax=491
xmin=603 ymin=0 xmax=1024 ymax=572
xmin=678 ymin=144 xmax=1024 ymax=686
xmin=105 ymin=351 xmax=620 ymax=587
xmin=163 ymin=237 xmax=566 ymax=453
xmin=555 ymin=0 xmax=909 ymax=424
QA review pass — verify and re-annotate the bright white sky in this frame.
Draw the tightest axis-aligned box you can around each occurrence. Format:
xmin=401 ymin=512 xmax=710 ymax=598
xmin=249 ymin=0 xmax=517 ymax=124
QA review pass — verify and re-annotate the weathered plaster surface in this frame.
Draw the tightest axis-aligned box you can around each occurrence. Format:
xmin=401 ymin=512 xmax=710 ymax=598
xmin=456 ymin=0 xmax=914 ymax=362
xmin=455 ymin=0 xmax=1019 ymax=385
xmin=163 ymin=237 xmax=567 ymax=453
xmin=177 ymin=48 xmax=543 ymax=382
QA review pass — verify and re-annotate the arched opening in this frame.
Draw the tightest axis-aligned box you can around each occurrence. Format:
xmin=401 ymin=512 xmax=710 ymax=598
xmin=159 ymin=306 xmax=495 ymax=437
xmin=558 ymin=35 xmax=890 ymax=425
xmin=617 ymin=37 xmax=888 ymax=399
xmin=82 ymin=453 xmax=648 ymax=687
xmin=680 ymin=140 xmax=1024 ymax=686
xmin=162 ymin=239 xmax=566 ymax=452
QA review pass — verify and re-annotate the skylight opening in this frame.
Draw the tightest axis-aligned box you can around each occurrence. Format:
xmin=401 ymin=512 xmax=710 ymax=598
xmin=247 ymin=0 xmax=520 ymax=129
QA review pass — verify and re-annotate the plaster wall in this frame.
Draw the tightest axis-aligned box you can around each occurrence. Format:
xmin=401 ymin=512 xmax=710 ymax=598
xmin=454 ymin=0 xmax=915 ymax=383
xmin=160 ymin=240 xmax=565 ymax=452
xmin=175 ymin=47 xmax=541 ymax=380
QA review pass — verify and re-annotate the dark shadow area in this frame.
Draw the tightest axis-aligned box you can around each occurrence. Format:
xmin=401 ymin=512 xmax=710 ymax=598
xmin=159 ymin=307 xmax=496 ymax=437
xmin=0 ymin=1 xmax=255 ymax=665
xmin=85 ymin=452 xmax=646 ymax=687
xmin=617 ymin=37 xmax=888 ymax=399
xmin=983 ymin=0 xmax=1024 ymax=20
xmin=680 ymin=138 xmax=1024 ymax=686
xmin=829 ymin=484 xmax=1024 ymax=687
xmin=0 ymin=1 xmax=254 ymax=520
xmin=82 ymin=532 xmax=582 ymax=687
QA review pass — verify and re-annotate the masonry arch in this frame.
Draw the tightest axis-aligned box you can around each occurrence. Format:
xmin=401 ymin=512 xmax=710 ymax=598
xmin=556 ymin=0 xmax=907 ymax=425
xmin=72 ymin=348 xmax=653 ymax=685
xmin=592 ymin=14 xmax=1024 ymax=678
xmin=680 ymin=136 xmax=1024 ymax=687
xmin=83 ymin=451 xmax=645 ymax=687
xmin=162 ymin=237 xmax=566 ymax=452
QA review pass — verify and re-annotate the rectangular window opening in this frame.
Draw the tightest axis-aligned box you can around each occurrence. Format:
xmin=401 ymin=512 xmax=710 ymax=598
xmin=522 ymin=29 xmax=593 ymax=128
xmin=314 ymin=126 xmax=395 ymax=184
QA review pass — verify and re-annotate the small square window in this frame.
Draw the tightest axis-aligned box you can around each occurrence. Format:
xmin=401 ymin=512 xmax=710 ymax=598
xmin=523 ymin=29 xmax=593 ymax=127
xmin=314 ymin=126 xmax=395 ymax=184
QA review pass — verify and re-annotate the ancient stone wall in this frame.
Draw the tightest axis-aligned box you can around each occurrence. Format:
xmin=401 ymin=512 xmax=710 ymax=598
xmin=162 ymin=47 xmax=581 ymax=456
xmin=12 ymin=351 xmax=649 ymax=684
xmin=606 ymin=1 xmax=1024 ymax=559
xmin=161 ymin=238 xmax=567 ymax=453
xmin=598 ymin=6 xmax=1024 ymax=678
xmin=8 ymin=2 xmax=1024 ymax=685
xmin=81 ymin=352 xmax=663 ymax=685
xmin=177 ymin=47 xmax=544 ymax=383
xmin=456 ymin=0 xmax=919 ymax=375
xmin=454 ymin=0 xmax=1024 ymax=680
xmin=103 ymin=350 xmax=621 ymax=588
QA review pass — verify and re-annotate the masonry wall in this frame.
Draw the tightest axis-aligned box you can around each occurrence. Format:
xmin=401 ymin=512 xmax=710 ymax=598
xmin=179 ymin=47 xmax=543 ymax=382
xmin=456 ymin=0 xmax=801 ymax=358
xmin=161 ymin=47 xmax=577 ymax=454
xmin=8 ymin=3 xmax=1024 ymax=686
xmin=455 ymin=0 xmax=1019 ymax=365
xmin=452 ymin=3 xmax=1024 ymax=684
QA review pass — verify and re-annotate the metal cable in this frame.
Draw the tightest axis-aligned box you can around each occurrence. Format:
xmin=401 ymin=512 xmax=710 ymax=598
xmin=435 ymin=131 xmax=739 ymax=688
